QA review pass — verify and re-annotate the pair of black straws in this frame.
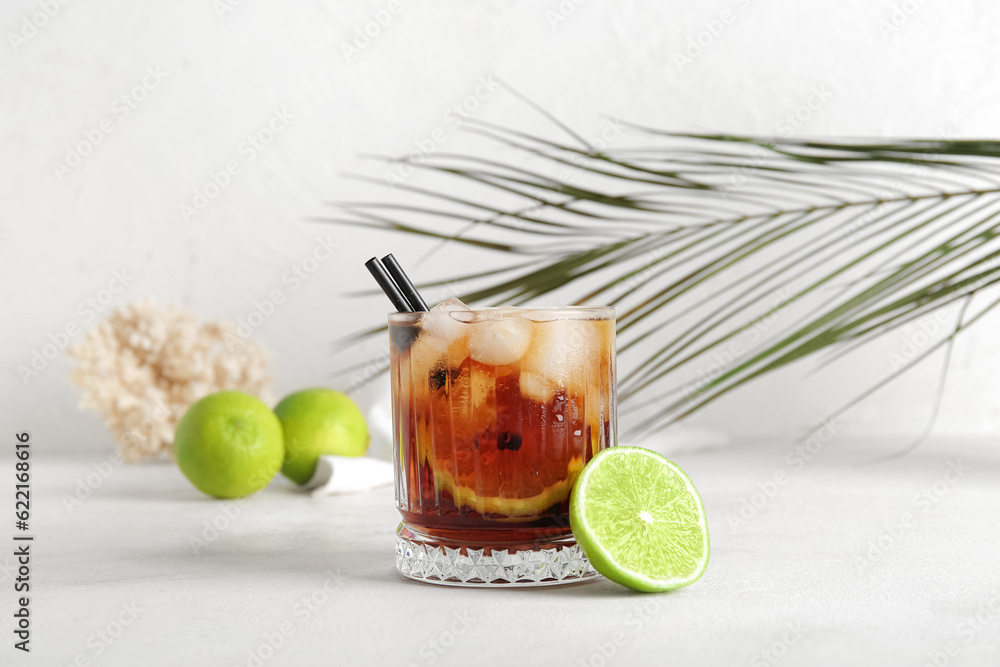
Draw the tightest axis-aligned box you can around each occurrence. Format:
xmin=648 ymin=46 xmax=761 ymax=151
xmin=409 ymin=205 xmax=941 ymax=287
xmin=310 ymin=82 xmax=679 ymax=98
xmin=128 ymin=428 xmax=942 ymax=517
xmin=365 ymin=254 xmax=429 ymax=313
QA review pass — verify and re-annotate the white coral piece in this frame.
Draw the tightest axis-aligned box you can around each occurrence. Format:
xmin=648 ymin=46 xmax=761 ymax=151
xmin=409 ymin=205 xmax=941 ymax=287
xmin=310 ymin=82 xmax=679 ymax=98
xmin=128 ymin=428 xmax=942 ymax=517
xmin=68 ymin=298 xmax=273 ymax=462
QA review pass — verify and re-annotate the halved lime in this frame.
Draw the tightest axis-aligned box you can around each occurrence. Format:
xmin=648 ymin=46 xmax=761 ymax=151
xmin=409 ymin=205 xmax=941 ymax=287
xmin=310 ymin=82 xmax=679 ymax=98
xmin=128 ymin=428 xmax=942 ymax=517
xmin=570 ymin=446 xmax=710 ymax=592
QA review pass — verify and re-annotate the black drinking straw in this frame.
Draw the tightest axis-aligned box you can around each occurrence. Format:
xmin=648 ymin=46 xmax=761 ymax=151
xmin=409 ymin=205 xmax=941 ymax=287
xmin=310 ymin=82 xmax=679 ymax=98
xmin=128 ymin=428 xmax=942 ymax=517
xmin=365 ymin=257 xmax=413 ymax=312
xmin=381 ymin=254 xmax=429 ymax=312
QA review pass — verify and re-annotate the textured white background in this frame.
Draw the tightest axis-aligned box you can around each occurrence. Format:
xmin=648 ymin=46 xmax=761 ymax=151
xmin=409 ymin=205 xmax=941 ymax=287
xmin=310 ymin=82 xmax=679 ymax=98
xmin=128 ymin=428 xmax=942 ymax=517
xmin=4 ymin=0 xmax=1000 ymax=451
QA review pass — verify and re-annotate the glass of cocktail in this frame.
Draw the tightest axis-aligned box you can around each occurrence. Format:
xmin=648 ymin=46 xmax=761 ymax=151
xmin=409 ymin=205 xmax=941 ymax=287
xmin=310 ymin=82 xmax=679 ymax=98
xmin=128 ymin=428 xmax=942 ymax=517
xmin=389 ymin=302 xmax=616 ymax=586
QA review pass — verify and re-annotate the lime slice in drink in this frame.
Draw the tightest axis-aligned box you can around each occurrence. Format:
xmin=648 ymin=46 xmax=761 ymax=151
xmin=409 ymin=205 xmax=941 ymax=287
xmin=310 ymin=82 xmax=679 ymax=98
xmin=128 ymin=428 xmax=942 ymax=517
xmin=570 ymin=446 xmax=710 ymax=592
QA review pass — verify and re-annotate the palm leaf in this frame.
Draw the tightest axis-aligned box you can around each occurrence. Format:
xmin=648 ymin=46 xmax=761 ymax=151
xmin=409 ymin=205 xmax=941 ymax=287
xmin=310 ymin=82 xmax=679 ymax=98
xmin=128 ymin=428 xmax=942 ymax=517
xmin=323 ymin=117 xmax=1000 ymax=438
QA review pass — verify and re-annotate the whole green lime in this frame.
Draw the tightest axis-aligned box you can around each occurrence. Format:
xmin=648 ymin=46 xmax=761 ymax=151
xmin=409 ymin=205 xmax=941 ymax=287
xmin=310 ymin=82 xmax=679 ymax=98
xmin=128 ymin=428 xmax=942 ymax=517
xmin=274 ymin=388 xmax=369 ymax=485
xmin=174 ymin=391 xmax=284 ymax=499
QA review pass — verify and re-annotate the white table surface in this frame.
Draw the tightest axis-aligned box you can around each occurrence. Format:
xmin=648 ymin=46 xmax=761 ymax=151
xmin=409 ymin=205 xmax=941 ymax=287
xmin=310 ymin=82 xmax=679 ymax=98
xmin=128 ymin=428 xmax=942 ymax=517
xmin=6 ymin=439 xmax=1000 ymax=666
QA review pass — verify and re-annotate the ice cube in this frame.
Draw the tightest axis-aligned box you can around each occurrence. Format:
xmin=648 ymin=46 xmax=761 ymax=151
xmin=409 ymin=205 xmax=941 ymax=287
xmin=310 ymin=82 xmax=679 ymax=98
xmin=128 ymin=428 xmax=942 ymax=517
xmin=523 ymin=304 xmax=572 ymax=322
xmin=497 ymin=305 xmax=525 ymax=316
xmin=523 ymin=311 xmax=566 ymax=323
xmin=420 ymin=298 xmax=472 ymax=353
xmin=467 ymin=316 xmax=533 ymax=366
xmin=406 ymin=337 xmax=441 ymax=398
xmin=519 ymin=371 xmax=554 ymax=403
xmin=518 ymin=319 xmax=599 ymax=402
xmin=432 ymin=297 xmax=469 ymax=311
xmin=470 ymin=365 xmax=496 ymax=413
xmin=407 ymin=334 xmax=468 ymax=396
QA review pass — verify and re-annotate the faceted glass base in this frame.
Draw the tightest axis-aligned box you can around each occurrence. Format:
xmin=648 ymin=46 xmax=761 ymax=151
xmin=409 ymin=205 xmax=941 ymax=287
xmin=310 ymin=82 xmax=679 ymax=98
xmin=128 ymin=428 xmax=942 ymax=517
xmin=395 ymin=524 xmax=600 ymax=587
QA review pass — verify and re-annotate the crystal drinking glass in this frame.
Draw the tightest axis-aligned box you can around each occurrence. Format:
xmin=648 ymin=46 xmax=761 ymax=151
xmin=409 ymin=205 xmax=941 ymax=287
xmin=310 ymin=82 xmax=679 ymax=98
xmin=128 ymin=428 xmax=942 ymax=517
xmin=389 ymin=306 xmax=616 ymax=586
